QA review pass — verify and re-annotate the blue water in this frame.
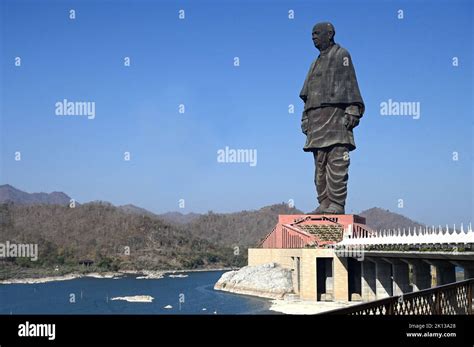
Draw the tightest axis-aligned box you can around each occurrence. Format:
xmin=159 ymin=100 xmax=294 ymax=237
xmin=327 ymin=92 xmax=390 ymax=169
xmin=0 ymin=271 xmax=274 ymax=314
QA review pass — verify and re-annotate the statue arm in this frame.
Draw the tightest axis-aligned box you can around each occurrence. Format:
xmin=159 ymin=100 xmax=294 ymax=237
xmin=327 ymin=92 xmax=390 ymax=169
xmin=337 ymin=47 xmax=365 ymax=116
xmin=299 ymin=60 xmax=316 ymax=103
xmin=344 ymin=104 xmax=362 ymax=130
xmin=300 ymin=60 xmax=316 ymax=135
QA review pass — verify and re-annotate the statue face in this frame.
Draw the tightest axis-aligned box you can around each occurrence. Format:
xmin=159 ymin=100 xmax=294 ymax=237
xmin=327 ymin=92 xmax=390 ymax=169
xmin=312 ymin=22 xmax=334 ymax=51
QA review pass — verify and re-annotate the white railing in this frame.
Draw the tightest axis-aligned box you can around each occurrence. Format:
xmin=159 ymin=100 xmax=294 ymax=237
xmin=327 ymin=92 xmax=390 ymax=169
xmin=338 ymin=223 xmax=474 ymax=246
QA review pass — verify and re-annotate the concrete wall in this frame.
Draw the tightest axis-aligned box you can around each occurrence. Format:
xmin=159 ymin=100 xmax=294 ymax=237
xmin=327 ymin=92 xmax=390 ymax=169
xmin=248 ymin=248 xmax=347 ymax=301
xmin=248 ymin=248 xmax=302 ymax=268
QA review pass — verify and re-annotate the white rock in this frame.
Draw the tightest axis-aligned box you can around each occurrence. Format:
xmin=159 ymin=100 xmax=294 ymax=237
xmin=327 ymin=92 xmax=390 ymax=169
xmin=214 ymin=263 xmax=294 ymax=299
xmin=136 ymin=270 xmax=165 ymax=280
xmin=110 ymin=295 xmax=154 ymax=303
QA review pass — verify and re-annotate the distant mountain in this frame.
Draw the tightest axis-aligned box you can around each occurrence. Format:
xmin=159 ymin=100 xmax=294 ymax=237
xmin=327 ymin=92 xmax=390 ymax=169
xmin=118 ymin=204 xmax=157 ymax=217
xmin=0 ymin=184 xmax=71 ymax=206
xmin=118 ymin=206 xmax=200 ymax=224
xmin=185 ymin=203 xmax=304 ymax=247
xmin=158 ymin=211 xmax=201 ymax=224
xmin=359 ymin=207 xmax=424 ymax=231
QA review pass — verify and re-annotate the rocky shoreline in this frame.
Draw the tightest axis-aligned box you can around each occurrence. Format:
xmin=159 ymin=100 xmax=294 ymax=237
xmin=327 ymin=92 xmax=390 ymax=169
xmin=214 ymin=263 xmax=294 ymax=300
xmin=0 ymin=267 xmax=234 ymax=284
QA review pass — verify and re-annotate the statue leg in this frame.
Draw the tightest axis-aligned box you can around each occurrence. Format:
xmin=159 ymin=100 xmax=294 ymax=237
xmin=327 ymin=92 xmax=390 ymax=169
xmin=325 ymin=145 xmax=350 ymax=214
xmin=313 ymin=149 xmax=330 ymax=213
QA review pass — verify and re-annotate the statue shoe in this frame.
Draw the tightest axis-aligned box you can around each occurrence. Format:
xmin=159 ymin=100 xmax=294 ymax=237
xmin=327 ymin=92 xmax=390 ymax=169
xmin=314 ymin=199 xmax=330 ymax=214
xmin=314 ymin=205 xmax=327 ymax=213
xmin=324 ymin=203 xmax=345 ymax=214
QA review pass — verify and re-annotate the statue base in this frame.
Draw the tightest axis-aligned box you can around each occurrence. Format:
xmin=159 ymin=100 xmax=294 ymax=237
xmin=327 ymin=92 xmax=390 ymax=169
xmin=260 ymin=214 xmax=372 ymax=249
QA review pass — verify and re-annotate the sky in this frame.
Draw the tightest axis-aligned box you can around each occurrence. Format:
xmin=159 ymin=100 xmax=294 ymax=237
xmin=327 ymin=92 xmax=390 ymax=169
xmin=0 ymin=0 xmax=472 ymax=226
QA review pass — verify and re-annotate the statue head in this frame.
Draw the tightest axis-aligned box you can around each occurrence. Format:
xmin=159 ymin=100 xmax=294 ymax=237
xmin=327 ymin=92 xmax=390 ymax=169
xmin=312 ymin=22 xmax=335 ymax=51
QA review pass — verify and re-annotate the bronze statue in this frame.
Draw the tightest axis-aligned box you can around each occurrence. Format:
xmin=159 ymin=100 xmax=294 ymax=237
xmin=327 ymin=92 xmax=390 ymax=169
xmin=300 ymin=22 xmax=365 ymax=214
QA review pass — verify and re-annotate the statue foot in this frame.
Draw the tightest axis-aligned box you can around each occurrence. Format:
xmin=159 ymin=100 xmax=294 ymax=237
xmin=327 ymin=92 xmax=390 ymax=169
xmin=314 ymin=199 xmax=330 ymax=214
xmin=324 ymin=203 xmax=345 ymax=214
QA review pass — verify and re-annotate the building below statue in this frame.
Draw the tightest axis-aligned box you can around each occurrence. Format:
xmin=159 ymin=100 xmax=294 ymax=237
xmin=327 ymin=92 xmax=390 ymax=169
xmin=246 ymin=214 xmax=374 ymax=302
xmin=241 ymin=214 xmax=472 ymax=304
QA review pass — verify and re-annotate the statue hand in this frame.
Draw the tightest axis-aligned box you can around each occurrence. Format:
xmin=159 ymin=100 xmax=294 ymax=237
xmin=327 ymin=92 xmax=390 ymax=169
xmin=344 ymin=113 xmax=359 ymax=130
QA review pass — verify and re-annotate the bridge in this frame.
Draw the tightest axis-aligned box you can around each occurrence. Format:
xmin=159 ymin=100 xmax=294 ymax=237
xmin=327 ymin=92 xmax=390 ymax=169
xmin=249 ymin=214 xmax=474 ymax=308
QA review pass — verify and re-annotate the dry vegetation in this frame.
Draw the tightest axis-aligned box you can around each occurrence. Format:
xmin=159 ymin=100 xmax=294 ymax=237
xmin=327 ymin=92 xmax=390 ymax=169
xmin=0 ymin=202 xmax=244 ymax=278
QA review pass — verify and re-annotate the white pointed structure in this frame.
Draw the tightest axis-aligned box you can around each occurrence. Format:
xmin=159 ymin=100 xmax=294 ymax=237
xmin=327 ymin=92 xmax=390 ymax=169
xmin=340 ymin=222 xmax=474 ymax=246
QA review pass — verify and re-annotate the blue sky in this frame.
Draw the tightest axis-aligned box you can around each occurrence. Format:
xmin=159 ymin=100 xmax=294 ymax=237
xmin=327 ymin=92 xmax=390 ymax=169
xmin=1 ymin=0 xmax=472 ymax=226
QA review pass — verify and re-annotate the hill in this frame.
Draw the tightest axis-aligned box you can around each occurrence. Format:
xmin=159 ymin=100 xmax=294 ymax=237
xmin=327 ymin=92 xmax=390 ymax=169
xmin=359 ymin=207 xmax=424 ymax=231
xmin=0 ymin=202 xmax=240 ymax=274
xmin=0 ymin=184 xmax=71 ymax=205
xmin=158 ymin=211 xmax=201 ymax=224
xmin=185 ymin=203 xmax=304 ymax=247
xmin=118 ymin=204 xmax=157 ymax=218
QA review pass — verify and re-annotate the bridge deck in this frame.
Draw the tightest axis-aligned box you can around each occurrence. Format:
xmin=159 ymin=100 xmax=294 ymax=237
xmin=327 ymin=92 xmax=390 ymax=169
xmin=340 ymin=250 xmax=474 ymax=261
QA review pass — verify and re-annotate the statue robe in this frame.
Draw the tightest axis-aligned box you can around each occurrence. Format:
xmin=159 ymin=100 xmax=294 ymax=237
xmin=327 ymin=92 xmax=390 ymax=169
xmin=300 ymin=43 xmax=365 ymax=151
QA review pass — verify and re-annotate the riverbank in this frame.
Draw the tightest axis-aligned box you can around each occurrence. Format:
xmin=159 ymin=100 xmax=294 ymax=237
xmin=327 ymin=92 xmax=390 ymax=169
xmin=0 ymin=267 xmax=236 ymax=284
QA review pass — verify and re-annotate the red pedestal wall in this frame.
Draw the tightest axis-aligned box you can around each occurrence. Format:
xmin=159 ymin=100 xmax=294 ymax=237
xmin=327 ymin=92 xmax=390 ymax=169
xmin=261 ymin=214 xmax=371 ymax=249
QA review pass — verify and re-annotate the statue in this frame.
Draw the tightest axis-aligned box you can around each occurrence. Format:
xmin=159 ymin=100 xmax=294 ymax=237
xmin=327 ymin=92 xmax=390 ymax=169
xmin=300 ymin=22 xmax=365 ymax=214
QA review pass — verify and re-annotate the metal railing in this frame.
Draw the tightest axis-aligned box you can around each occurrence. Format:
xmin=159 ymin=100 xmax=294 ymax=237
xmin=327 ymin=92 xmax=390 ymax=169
xmin=325 ymin=279 xmax=474 ymax=315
